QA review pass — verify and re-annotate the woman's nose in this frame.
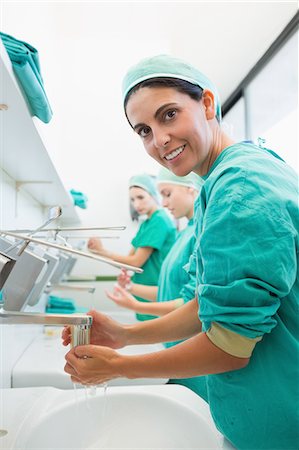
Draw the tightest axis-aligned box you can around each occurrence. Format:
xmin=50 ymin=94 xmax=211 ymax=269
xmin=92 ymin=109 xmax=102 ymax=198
xmin=153 ymin=129 xmax=170 ymax=150
xmin=162 ymin=198 xmax=169 ymax=207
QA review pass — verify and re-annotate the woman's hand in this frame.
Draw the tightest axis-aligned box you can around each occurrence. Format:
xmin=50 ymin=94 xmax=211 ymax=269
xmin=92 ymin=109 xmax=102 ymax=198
xmin=64 ymin=345 xmax=123 ymax=385
xmin=117 ymin=268 xmax=132 ymax=289
xmin=106 ymin=284 xmax=138 ymax=311
xmin=61 ymin=310 xmax=127 ymax=349
xmin=87 ymin=237 xmax=105 ymax=255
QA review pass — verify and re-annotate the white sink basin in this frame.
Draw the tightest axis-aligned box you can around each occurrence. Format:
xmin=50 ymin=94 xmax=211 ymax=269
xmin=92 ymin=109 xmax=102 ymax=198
xmin=1 ymin=385 xmax=230 ymax=449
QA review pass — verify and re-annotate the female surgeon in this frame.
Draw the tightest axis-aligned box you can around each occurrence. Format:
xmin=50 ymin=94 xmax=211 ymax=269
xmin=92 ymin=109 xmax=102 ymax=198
xmin=107 ymin=167 xmax=201 ymax=319
xmin=63 ymin=55 xmax=298 ymax=449
xmin=107 ymin=167 xmax=207 ymax=400
xmin=88 ymin=172 xmax=176 ymax=321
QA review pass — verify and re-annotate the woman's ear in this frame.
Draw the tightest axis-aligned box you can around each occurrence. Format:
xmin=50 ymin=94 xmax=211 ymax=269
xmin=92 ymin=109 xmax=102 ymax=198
xmin=187 ymin=187 xmax=196 ymax=196
xmin=202 ymin=90 xmax=216 ymax=120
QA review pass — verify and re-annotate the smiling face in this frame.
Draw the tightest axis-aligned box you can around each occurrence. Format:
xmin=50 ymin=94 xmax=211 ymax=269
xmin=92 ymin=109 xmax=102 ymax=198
xmin=129 ymin=186 xmax=157 ymax=217
xmin=158 ymin=183 xmax=195 ymax=220
xmin=126 ymin=86 xmax=220 ymax=177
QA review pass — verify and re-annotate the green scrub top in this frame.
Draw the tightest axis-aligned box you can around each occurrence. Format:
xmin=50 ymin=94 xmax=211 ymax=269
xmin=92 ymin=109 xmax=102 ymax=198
xmin=131 ymin=209 xmax=176 ymax=321
xmin=157 ymin=218 xmax=208 ymax=401
xmin=194 ymin=142 xmax=299 ymax=450
xmin=157 ymin=218 xmax=196 ymax=307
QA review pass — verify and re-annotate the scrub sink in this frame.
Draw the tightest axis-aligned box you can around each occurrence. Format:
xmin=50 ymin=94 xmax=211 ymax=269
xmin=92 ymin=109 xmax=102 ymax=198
xmin=0 ymin=385 xmax=231 ymax=449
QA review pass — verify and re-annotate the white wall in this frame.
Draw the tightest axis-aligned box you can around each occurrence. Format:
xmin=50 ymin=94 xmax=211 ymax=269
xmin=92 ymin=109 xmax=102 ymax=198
xmin=0 ymin=168 xmax=45 ymax=230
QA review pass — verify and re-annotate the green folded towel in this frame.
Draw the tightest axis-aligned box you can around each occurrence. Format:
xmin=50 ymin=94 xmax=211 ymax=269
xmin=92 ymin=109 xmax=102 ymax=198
xmin=0 ymin=31 xmax=53 ymax=123
xmin=46 ymin=305 xmax=88 ymax=314
xmin=46 ymin=295 xmax=89 ymax=315
xmin=72 ymin=305 xmax=88 ymax=313
xmin=70 ymin=189 xmax=88 ymax=209
xmin=47 ymin=295 xmax=76 ymax=311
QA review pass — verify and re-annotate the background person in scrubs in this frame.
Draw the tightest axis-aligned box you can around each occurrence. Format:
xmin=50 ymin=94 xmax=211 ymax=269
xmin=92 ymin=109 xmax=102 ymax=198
xmin=88 ymin=173 xmax=176 ymax=321
xmin=106 ymin=167 xmax=202 ymax=319
xmin=107 ymin=167 xmax=207 ymax=400
xmin=63 ymin=55 xmax=298 ymax=450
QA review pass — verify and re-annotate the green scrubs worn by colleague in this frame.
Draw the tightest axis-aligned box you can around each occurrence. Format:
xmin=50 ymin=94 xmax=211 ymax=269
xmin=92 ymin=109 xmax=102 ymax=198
xmin=88 ymin=173 xmax=176 ymax=321
xmin=107 ymin=168 xmax=207 ymax=399
xmin=129 ymin=174 xmax=176 ymax=321
xmin=64 ymin=55 xmax=298 ymax=450
xmin=124 ymin=56 xmax=299 ymax=449
xmin=155 ymin=168 xmax=208 ymax=401
xmin=156 ymin=168 xmax=200 ymax=325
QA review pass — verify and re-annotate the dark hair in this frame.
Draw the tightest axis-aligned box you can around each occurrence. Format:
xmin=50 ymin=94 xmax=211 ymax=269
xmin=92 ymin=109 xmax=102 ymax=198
xmin=124 ymin=77 xmax=204 ymax=111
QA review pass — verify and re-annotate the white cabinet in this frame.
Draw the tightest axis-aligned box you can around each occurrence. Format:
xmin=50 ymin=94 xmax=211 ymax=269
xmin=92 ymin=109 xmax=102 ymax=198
xmin=0 ymin=39 xmax=80 ymax=226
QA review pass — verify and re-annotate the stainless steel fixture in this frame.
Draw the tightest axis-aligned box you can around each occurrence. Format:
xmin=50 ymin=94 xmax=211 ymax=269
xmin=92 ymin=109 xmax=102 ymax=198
xmin=0 ymin=309 xmax=92 ymax=326
xmin=0 ymin=231 xmax=143 ymax=273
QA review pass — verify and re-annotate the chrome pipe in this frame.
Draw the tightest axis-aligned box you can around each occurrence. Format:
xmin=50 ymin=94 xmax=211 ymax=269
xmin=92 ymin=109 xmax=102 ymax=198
xmin=0 ymin=231 xmax=143 ymax=274
xmin=5 ymin=226 xmax=126 ymax=233
xmin=0 ymin=309 xmax=92 ymax=326
xmin=51 ymin=283 xmax=96 ymax=293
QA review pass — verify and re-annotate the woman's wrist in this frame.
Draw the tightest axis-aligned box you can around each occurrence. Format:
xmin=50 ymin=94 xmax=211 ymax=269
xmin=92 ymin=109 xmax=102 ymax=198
xmin=174 ymin=298 xmax=185 ymax=308
xmin=102 ymin=249 xmax=113 ymax=259
xmin=122 ymin=323 xmax=137 ymax=346
xmin=116 ymin=353 xmax=135 ymax=379
xmin=111 ymin=352 xmax=129 ymax=379
xmin=126 ymin=282 xmax=134 ymax=293
xmin=116 ymin=352 xmax=148 ymax=380
xmin=123 ymin=297 xmax=139 ymax=312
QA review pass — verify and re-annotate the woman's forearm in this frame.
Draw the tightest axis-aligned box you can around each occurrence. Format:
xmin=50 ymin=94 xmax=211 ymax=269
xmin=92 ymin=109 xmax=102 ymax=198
xmin=131 ymin=298 xmax=183 ymax=316
xmin=102 ymin=251 xmax=139 ymax=266
xmin=118 ymin=333 xmax=249 ymax=380
xmin=130 ymin=283 xmax=158 ymax=301
xmin=124 ymin=298 xmax=201 ymax=345
xmin=103 ymin=247 xmax=153 ymax=268
xmin=64 ymin=325 xmax=249 ymax=387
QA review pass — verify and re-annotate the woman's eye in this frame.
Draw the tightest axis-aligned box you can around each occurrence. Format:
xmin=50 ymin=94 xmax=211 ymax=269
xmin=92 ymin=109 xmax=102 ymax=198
xmin=165 ymin=109 xmax=176 ymax=121
xmin=138 ymin=126 xmax=151 ymax=138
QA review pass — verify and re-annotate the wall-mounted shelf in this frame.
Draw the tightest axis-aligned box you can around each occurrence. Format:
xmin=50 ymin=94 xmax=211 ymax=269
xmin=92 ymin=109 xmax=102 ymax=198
xmin=0 ymin=40 xmax=80 ymax=225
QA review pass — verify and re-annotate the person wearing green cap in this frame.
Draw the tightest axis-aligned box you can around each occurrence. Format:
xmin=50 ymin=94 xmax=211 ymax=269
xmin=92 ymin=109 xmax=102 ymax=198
xmin=88 ymin=172 xmax=176 ymax=321
xmin=106 ymin=168 xmax=201 ymax=318
xmin=106 ymin=168 xmax=207 ymax=400
xmin=63 ymin=55 xmax=298 ymax=450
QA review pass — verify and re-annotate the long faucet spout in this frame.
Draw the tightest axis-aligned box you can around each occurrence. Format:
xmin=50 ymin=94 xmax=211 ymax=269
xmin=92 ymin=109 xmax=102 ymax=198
xmin=49 ymin=283 xmax=96 ymax=293
xmin=0 ymin=309 xmax=92 ymax=326
xmin=0 ymin=231 xmax=143 ymax=273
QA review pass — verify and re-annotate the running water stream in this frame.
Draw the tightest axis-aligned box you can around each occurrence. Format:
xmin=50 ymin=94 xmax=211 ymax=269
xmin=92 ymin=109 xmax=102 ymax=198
xmin=73 ymin=382 xmax=110 ymax=449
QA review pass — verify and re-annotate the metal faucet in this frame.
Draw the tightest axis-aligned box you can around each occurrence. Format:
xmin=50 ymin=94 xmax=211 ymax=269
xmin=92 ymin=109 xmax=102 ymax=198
xmin=0 ymin=309 xmax=91 ymax=326
xmin=47 ymin=283 xmax=96 ymax=294
xmin=1 ymin=231 xmax=143 ymax=273
xmin=0 ymin=210 xmax=134 ymax=345
xmin=0 ymin=309 xmax=92 ymax=346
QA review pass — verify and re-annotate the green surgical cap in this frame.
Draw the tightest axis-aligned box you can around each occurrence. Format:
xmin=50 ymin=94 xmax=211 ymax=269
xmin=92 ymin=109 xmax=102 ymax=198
xmin=129 ymin=173 xmax=159 ymax=201
xmin=122 ymin=54 xmax=222 ymax=120
xmin=157 ymin=167 xmax=203 ymax=191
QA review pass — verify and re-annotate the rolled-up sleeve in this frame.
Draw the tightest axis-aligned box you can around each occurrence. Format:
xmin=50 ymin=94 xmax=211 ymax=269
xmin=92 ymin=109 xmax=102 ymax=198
xmin=207 ymin=322 xmax=262 ymax=357
xmin=197 ymin=176 xmax=297 ymax=351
